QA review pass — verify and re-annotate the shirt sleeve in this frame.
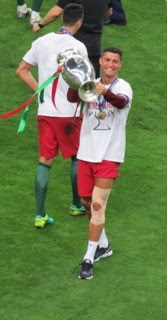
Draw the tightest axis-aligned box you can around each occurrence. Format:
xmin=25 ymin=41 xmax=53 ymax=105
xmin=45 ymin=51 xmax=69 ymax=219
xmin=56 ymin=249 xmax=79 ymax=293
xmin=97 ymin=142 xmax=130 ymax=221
xmin=23 ymin=39 xmax=39 ymax=66
xmin=104 ymin=90 xmax=127 ymax=109
xmin=116 ymin=82 xmax=133 ymax=107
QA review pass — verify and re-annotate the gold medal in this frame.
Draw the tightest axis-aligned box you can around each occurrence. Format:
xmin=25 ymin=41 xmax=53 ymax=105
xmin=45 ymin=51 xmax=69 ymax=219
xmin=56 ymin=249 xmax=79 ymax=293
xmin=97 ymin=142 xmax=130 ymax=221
xmin=97 ymin=111 xmax=106 ymax=120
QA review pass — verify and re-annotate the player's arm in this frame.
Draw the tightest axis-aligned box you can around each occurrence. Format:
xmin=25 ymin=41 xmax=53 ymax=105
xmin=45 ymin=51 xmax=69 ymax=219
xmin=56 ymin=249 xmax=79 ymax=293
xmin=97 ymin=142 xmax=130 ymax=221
xmin=95 ymin=83 xmax=127 ymax=109
xmin=33 ymin=5 xmax=63 ymax=33
xmin=104 ymin=90 xmax=128 ymax=109
xmin=16 ymin=60 xmax=38 ymax=92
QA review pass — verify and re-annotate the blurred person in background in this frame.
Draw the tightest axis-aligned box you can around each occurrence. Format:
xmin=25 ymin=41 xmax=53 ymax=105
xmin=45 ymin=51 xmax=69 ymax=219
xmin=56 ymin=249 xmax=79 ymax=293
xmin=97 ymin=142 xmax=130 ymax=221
xmin=104 ymin=0 xmax=126 ymax=26
xmin=16 ymin=0 xmax=44 ymax=27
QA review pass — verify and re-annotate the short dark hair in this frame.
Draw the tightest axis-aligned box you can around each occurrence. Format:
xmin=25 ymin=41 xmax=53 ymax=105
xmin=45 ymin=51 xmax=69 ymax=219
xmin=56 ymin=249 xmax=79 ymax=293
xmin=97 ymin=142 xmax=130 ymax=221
xmin=63 ymin=4 xmax=84 ymax=26
xmin=101 ymin=47 xmax=123 ymax=60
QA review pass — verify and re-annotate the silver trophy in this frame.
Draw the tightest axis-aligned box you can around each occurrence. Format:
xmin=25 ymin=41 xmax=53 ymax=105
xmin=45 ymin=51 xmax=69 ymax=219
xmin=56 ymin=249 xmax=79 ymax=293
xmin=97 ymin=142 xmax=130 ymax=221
xmin=57 ymin=48 xmax=98 ymax=102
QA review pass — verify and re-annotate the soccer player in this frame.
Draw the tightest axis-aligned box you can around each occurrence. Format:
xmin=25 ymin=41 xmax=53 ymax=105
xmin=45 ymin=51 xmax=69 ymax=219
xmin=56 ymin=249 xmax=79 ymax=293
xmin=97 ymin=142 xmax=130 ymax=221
xmin=16 ymin=4 xmax=88 ymax=227
xmin=68 ymin=47 xmax=133 ymax=279
xmin=16 ymin=0 xmax=43 ymax=27
xmin=32 ymin=0 xmax=109 ymax=77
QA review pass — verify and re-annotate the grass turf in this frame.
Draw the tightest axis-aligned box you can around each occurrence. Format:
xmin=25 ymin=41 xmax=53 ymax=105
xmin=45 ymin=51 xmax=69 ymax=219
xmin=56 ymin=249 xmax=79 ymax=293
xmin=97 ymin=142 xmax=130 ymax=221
xmin=0 ymin=0 xmax=167 ymax=319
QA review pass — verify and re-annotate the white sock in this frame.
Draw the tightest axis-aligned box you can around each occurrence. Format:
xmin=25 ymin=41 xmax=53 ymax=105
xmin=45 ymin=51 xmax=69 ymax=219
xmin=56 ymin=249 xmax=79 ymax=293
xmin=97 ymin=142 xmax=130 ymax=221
xmin=99 ymin=228 xmax=109 ymax=248
xmin=83 ymin=240 xmax=99 ymax=264
xmin=17 ymin=4 xmax=27 ymax=13
xmin=31 ymin=10 xmax=40 ymax=19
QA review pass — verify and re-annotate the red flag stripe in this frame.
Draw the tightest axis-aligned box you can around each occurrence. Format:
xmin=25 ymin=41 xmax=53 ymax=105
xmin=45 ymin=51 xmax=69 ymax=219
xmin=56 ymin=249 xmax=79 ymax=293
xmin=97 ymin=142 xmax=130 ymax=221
xmin=0 ymin=96 xmax=35 ymax=119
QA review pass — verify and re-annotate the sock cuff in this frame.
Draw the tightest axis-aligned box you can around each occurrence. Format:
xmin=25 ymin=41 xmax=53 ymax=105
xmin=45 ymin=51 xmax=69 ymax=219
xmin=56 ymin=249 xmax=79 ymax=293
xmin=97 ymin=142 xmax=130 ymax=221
xmin=71 ymin=155 xmax=77 ymax=162
xmin=39 ymin=162 xmax=51 ymax=169
xmin=88 ymin=240 xmax=99 ymax=247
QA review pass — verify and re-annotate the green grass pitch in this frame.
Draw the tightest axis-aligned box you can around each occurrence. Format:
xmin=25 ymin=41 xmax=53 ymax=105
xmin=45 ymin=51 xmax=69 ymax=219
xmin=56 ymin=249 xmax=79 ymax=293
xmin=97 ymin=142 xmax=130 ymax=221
xmin=0 ymin=0 xmax=166 ymax=319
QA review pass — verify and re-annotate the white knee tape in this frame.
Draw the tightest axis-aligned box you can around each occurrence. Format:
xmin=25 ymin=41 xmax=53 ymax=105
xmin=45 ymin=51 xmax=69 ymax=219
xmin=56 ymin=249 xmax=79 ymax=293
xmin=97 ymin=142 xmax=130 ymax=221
xmin=90 ymin=186 xmax=111 ymax=225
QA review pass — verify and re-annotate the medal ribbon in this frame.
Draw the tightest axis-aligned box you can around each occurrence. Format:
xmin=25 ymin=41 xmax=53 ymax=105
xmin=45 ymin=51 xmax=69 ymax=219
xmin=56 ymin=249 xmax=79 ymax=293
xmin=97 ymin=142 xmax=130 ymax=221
xmin=73 ymin=99 xmax=85 ymax=119
xmin=57 ymin=28 xmax=73 ymax=36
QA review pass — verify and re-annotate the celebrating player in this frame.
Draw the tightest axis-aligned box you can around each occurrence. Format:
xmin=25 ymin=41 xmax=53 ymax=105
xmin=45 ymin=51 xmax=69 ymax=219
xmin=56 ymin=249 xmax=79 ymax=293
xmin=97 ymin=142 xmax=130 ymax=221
xmin=68 ymin=47 xmax=133 ymax=279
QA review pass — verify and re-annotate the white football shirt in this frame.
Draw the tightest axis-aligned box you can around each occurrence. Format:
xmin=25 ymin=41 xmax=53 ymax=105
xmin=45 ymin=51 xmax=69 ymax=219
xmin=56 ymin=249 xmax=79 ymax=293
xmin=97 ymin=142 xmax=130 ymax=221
xmin=77 ymin=78 xmax=133 ymax=163
xmin=23 ymin=32 xmax=88 ymax=117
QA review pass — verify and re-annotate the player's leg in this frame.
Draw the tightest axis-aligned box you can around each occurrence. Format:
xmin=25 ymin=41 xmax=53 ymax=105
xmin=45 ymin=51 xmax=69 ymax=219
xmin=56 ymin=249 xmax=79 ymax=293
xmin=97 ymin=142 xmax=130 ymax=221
xmin=85 ymin=181 xmax=113 ymax=254
xmin=81 ymin=196 xmax=92 ymax=220
xmin=34 ymin=116 xmax=57 ymax=228
xmin=32 ymin=0 xmax=43 ymax=12
xmin=92 ymin=178 xmax=114 ymax=262
xmin=104 ymin=0 xmax=126 ymax=26
xmin=79 ymin=160 xmax=120 ymax=278
xmin=78 ymin=163 xmax=112 ymax=278
xmin=81 ymin=192 xmax=113 ymax=262
xmin=17 ymin=0 xmax=25 ymax=4
xmin=70 ymin=156 xmax=85 ymax=216
xmin=35 ymin=157 xmax=54 ymax=228
xmin=93 ymin=160 xmax=120 ymax=261
xmin=79 ymin=182 xmax=113 ymax=279
xmin=30 ymin=0 xmax=43 ymax=27
xmin=54 ymin=117 xmax=84 ymax=216
xmin=94 ymin=228 xmax=113 ymax=262
xmin=17 ymin=0 xmax=32 ymax=18
xmin=111 ymin=0 xmax=126 ymax=23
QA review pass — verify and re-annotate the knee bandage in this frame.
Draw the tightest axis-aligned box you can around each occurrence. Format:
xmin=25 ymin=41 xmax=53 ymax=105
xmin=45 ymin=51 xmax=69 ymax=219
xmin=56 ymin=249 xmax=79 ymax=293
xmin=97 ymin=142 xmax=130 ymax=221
xmin=90 ymin=186 xmax=111 ymax=225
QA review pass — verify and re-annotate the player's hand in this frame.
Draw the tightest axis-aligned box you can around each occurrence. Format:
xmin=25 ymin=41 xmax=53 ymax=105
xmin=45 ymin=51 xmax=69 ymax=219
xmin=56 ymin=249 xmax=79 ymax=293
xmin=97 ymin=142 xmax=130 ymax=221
xmin=32 ymin=23 xmax=41 ymax=33
xmin=95 ymin=83 xmax=107 ymax=96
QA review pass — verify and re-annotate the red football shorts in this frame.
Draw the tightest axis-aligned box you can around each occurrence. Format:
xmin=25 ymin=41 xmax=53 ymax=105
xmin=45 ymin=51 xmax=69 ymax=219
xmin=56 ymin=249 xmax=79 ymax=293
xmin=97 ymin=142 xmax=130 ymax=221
xmin=37 ymin=115 xmax=82 ymax=159
xmin=77 ymin=160 xmax=120 ymax=197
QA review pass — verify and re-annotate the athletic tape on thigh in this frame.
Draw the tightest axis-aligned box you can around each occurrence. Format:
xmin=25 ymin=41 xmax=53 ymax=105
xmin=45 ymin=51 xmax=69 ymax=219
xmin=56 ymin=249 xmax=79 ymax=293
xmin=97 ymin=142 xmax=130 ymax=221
xmin=90 ymin=186 xmax=111 ymax=225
